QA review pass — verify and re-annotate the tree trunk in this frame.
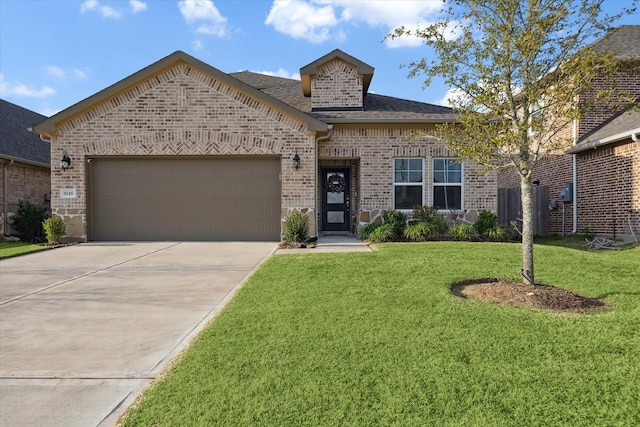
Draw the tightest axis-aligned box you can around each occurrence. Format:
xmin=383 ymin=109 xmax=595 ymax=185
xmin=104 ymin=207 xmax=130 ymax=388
xmin=520 ymin=175 xmax=535 ymax=286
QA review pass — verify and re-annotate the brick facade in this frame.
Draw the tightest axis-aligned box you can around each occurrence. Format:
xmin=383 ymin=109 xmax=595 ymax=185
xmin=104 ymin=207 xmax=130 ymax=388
xmin=498 ymin=62 xmax=640 ymax=239
xmin=0 ymin=162 xmax=50 ymax=235
xmin=37 ymin=51 xmax=497 ymax=241
xmin=312 ymin=60 xmax=363 ymax=110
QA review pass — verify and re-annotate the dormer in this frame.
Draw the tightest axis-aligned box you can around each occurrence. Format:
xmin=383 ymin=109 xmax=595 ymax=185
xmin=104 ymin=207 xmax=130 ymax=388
xmin=300 ymin=49 xmax=374 ymax=111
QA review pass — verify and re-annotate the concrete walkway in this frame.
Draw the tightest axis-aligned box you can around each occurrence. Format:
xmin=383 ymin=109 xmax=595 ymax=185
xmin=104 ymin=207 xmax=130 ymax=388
xmin=0 ymin=242 xmax=276 ymax=427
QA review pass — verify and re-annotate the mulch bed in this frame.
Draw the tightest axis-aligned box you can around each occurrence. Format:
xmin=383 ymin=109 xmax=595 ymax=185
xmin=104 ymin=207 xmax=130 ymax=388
xmin=451 ymin=278 xmax=607 ymax=313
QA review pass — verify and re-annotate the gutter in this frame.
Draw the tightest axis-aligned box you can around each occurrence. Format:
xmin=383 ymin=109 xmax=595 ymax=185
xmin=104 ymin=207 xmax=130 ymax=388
xmin=566 ymin=127 xmax=640 ymax=154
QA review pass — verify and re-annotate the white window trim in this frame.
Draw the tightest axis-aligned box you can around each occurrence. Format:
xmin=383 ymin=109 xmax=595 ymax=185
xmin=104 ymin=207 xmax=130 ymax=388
xmin=432 ymin=158 xmax=464 ymax=211
xmin=393 ymin=158 xmax=424 ymax=211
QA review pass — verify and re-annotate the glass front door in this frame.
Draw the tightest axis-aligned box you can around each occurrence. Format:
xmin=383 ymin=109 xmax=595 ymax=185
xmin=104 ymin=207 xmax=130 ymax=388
xmin=321 ymin=168 xmax=350 ymax=232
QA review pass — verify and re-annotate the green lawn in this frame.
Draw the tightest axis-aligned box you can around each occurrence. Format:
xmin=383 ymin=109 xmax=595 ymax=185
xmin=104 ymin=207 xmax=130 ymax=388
xmin=120 ymin=242 xmax=640 ymax=426
xmin=0 ymin=241 xmax=48 ymax=259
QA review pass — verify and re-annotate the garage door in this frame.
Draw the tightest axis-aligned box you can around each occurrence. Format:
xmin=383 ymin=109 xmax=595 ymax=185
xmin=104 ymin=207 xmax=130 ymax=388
xmin=88 ymin=157 xmax=281 ymax=241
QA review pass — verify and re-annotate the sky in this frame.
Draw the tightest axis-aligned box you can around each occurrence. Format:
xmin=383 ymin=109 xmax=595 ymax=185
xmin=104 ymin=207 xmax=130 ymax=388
xmin=1 ymin=0 xmax=638 ymax=117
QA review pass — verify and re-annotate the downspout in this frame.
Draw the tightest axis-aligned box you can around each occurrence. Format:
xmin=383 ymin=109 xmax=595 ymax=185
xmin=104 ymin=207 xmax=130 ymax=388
xmin=314 ymin=125 xmax=333 ymax=237
xmin=2 ymin=159 xmax=15 ymax=237
xmin=632 ymin=132 xmax=640 ymax=142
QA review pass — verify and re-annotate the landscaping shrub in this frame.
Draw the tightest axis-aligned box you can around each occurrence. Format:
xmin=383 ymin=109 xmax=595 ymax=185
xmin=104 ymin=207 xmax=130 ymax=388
xmin=412 ymin=205 xmax=448 ymax=235
xmin=449 ymin=223 xmax=476 ymax=241
xmin=484 ymin=225 xmax=513 ymax=242
xmin=383 ymin=210 xmax=407 ymax=238
xmin=43 ymin=217 xmax=67 ymax=244
xmin=368 ymin=223 xmax=398 ymax=242
xmin=404 ymin=222 xmax=436 ymax=242
xmin=359 ymin=222 xmax=380 ymax=240
xmin=473 ymin=210 xmax=498 ymax=236
xmin=10 ymin=200 xmax=49 ymax=240
xmin=283 ymin=210 xmax=309 ymax=243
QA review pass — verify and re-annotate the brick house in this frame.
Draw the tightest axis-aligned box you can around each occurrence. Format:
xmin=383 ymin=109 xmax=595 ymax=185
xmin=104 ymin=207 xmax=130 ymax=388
xmin=0 ymin=99 xmax=50 ymax=237
xmin=498 ymin=25 xmax=640 ymax=241
xmin=30 ymin=49 xmax=496 ymax=242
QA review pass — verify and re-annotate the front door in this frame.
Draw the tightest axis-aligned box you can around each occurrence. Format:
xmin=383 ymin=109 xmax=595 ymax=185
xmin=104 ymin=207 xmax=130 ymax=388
xmin=321 ymin=168 xmax=351 ymax=232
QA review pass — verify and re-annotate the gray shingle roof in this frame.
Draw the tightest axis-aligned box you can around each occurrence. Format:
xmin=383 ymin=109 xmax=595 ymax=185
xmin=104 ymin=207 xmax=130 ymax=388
xmin=567 ymin=102 xmax=640 ymax=153
xmin=230 ymin=71 xmax=457 ymax=124
xmin=0 ymin=99 xmax=50 ymax=166
xmin=592 ymin=25 xmax=640 ymax=60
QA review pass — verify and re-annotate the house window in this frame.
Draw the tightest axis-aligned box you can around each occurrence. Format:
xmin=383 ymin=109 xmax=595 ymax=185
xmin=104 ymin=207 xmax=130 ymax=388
xmin=394 ymin=158 xmax=423 ymax=210
xmin=433 ymin=158 xmax=462 ymax=210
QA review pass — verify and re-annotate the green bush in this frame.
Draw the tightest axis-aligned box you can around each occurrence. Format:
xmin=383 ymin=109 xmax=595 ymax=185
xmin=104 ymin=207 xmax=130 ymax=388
xmin=411 ymin=205 xmax=439 ymax=223
xmin=368 ymin=223 xmax=399 ymax=243
xmin=383 ymin=210 xmax=407 ymax=238
xmin=484 ymin=225 xmax=513 ymax=242
xmin=411 ymin=205 xmax=448 ymax=235
xmin=404 ymin=222 xmax=437 ymax=242
xmin=10 ymin=200 xmax=49 ymax=239
xmin=359 ymin=222 xmax=381 ymax=240
xmin=43 ymin=217 xmax=67 ymax=244
xmin=283 ymin=211 xmax=309 ymax=243
xmin=473 ymin=210 xmax=498 ymax=236
xmin=449 ymin=223 xmax=476 ymax=241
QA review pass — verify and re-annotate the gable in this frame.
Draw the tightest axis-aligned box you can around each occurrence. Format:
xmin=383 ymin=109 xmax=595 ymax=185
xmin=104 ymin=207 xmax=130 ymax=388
xmin=31 ymin=51 xmax=327 ymax=138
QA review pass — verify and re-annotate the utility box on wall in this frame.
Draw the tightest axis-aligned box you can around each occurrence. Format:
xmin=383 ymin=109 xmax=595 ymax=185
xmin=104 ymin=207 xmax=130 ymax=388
xmin=560 ymin=182 xmax=573 ymax=203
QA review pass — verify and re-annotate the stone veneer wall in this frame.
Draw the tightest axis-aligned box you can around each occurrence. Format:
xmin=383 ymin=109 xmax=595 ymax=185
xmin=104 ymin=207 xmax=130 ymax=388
xmin=311 ymin=59 xmax=363 ymax=110
xmin=320 ymin=126 xmax=497 ymax=232
xmin=49 ymin=61 xmax=317 ymax=240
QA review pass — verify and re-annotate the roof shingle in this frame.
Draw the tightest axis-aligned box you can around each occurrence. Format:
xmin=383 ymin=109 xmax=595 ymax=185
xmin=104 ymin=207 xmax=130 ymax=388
xmin=0 ymin=99 xmax=50 ymax=166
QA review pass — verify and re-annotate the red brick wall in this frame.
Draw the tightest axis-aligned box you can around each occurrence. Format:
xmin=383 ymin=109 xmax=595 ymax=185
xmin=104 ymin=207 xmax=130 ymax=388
xmin=499 ymin=62 xmax=640 ymax=237
xmin=575 ymin=140 xmax=639 ymax=239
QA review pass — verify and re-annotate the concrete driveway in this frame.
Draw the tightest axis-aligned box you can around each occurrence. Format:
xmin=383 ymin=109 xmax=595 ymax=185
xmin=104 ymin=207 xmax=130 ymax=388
xmin=0 ymin=241 xmax=276 ymax=427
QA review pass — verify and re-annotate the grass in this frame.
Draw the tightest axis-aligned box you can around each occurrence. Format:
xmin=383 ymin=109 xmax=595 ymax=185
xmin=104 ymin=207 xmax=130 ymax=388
xmin=119 ymin=241 xmax=640 ymax=426
xmin=0 ymin=241 xmax=48 ymax=259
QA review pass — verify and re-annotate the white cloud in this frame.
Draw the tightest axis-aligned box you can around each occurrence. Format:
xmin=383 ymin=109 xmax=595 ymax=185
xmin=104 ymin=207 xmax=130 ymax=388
xmin=80 ymin=0 xmax=123 ymax=18
xmin=192 ymin=40 xmax=204 ymax=50
xmin=179 ymin=0 xmax=228 ymax=38
xmin=265 ymin=0 xmax=338 ymax=44
xmin=252 ymin=68 xmax=300 ymax=80
xmin=264 ymin=0 xmax=450 ymax=46
xmin=0 ymin=73 xmax=56 ymax=98
xmin=129 ymin=0 xmax=147 ymax=13
xmin=80 ymin=0 xmax=98 ymax=13
xmin=46 ymin=66 xmax=87 ymax=79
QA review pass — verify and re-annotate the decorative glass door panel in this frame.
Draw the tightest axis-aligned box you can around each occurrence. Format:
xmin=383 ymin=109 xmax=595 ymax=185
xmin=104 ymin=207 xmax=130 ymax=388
xmin=321 ymin=168 xmax=350 ymax=232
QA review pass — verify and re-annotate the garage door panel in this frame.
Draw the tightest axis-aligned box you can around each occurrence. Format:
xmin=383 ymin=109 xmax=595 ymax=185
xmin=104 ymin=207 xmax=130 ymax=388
xmin=90 ymin=158 xmax=281 ymax=241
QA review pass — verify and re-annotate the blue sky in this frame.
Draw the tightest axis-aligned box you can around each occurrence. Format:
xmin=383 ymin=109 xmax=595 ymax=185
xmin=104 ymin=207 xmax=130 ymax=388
xmin=1 ymin=0 xmax=637 ymax=117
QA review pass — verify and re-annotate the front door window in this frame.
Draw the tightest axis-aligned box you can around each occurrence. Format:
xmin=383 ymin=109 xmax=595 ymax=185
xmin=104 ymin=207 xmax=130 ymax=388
xmin=322 ymin=168 xmax=350 ymax=232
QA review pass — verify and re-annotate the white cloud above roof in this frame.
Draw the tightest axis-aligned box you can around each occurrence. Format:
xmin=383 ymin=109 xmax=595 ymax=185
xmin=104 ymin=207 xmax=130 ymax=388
xmin=252 ymin=68 xmax=301 ymax=80
xmin=264 ymin=0 xmax=447 ymax=46
xmin=179 ymin=0 xmax=228 ymax=37
xmin=46 ymin=66 xmax=87 ymax=79
xmin=0 ymin=74 xmax=56 ymax=98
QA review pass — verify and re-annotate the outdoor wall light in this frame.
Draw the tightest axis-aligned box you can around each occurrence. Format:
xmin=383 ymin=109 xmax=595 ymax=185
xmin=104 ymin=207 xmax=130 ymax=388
xmin=60 ymin=152 xmax=71 ymax=170
xmin=293 ymin=151 xmax=301 ymax=169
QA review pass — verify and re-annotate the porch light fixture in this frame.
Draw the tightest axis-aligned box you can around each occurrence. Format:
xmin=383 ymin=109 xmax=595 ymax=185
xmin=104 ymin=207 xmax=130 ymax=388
xmin=60 ymin=152 xmax=71 ymax=170
xmin=293 ymin=151 xmax=301 ymax=169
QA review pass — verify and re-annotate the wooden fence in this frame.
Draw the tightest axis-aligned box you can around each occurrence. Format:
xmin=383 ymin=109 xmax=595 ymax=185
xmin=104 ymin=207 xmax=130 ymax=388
xmin=498 ymin=186 xmax=549 ymax=236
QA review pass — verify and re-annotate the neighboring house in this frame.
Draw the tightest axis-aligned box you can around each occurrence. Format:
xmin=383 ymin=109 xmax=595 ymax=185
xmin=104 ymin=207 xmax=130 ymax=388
xmin=0 ymin=99 xmax=50 ymax=237
xmin=498 ymin=25 xmax=640 ymax=241
xmin=30 ymin=49 xmax=496 ymax=242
